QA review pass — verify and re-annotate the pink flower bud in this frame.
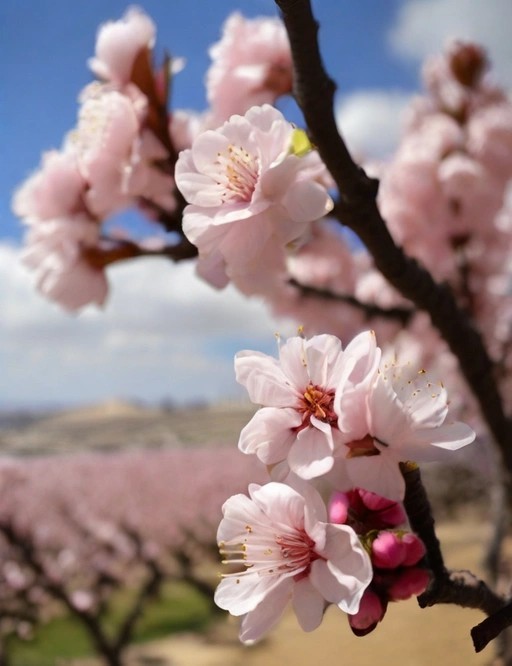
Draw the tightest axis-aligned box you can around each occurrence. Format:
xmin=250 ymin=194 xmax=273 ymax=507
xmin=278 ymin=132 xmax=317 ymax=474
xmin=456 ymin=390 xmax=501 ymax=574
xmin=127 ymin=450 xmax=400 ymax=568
xmin=401 ymin=533 xmax=426 ymax=566
xmin=348 ymin=588 xmax=386 ymax=636
xmin=371 ymin=531 xmax=406 ymax=569
xmin=387 ymin=567 xmax=430 ymax=601
xmin=359 ymin=490 xmax=406 ymax=528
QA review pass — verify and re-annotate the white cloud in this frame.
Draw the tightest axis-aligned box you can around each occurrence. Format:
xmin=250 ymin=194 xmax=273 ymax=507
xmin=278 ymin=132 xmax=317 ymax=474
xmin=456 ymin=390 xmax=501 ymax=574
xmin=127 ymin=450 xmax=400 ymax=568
xmin=335 ymin=90 xmax=412 ymax=160
xmin=0 ymin=244 xmax=296 ymax=407
xmin=389 ymin=0 xmax=512 ymax=86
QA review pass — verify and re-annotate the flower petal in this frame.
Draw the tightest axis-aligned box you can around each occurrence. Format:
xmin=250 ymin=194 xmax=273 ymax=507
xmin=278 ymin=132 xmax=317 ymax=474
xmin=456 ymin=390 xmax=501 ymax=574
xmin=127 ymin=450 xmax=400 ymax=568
xmin=288 ymin=421 xmax=334 ymax=479
xmin=239 ymin=578 xmax=293 ymax=644
xmin=235 ymin=350 xmax=297 ymax=406
xmin=238 ymin=407 xmax=301 ymax=463
xmin=292 ymin=577 xmax=325 ymax=631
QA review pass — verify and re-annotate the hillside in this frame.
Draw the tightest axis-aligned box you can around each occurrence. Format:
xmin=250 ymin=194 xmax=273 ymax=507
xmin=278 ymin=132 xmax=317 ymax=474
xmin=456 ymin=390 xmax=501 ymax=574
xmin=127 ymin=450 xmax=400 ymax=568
xmin=0 ymin=400 xmax=257 ymax=455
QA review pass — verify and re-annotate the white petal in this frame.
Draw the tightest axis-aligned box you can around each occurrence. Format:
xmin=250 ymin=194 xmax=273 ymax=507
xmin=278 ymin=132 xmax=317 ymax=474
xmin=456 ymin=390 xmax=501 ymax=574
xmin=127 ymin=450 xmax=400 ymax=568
xmin=304 ymin=334 xmax=343 ymax=387
xmin=309 ymin=532 xmax=371 ymax=615
xmin=215 ymin=571 xmax=281 ymax=616
xmin=235 ymin=351 xmax=297 ymax=407
xmin=238 ymin=407 xmax=300 ymax=463
xmin=288 ymin=423 xmax=334 ymax=479
xmin=278 ymin=337 xmax=310 ymax=389
xmin=239 ymin=578 xmax=293 ymax=644
xmin=402 ymin=422 xmax=475 ymax=461
xmin=367 ymin=374 xmax=411 ymax=445
xmin=292 ymin=578 xmax=325 ymax=631
xmin=249 ymin=482 xmax=306 ymax=529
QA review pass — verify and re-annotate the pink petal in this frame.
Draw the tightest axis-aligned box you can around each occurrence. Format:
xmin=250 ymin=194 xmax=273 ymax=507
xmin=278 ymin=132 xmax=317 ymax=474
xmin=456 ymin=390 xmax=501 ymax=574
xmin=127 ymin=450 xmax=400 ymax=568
xmin=282 ymin=179 xmax=333 ymax=224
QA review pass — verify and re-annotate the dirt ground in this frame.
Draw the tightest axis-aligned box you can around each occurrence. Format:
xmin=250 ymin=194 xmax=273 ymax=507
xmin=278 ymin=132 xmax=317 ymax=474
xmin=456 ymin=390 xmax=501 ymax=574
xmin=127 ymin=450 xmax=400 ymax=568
xmin=120 ymin=516 xmax=495 ymax=666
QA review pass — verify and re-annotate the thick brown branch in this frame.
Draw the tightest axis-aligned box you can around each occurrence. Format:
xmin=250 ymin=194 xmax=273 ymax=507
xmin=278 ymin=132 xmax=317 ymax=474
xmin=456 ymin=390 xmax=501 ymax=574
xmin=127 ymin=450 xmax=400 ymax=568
xmin=275 ymin=0 xmax=512 ymax=473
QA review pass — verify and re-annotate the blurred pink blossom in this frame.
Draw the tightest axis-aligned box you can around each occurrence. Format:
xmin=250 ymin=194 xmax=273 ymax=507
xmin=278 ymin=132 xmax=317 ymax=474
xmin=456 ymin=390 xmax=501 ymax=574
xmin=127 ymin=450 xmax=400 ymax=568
xmin=206 ymin=12 xmax=292 ymax=123
xmin=88 ymin=7 xmax=156 ymax=86
xmin=12 ymin=151 xmax=85 ymax=221
xmin=67 ymin=84 xmax=146 ymax=217
xmin=22 ymin=216 xmax=108 ymax=311
xmin=215 ymin=481 xmax=372 ymax=643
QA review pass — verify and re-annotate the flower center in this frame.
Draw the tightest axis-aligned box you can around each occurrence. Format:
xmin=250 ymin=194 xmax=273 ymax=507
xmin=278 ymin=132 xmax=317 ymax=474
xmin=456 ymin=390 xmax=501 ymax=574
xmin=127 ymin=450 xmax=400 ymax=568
xmin=296 ymin=383 xmax=337 ymax=429
xmin=219 ymin=527 xmax=320 ymax=581
xmin=345 ymin=434 xmax=381 ymax=459
xmin=216 ymin=144 xmax=259 ymax=203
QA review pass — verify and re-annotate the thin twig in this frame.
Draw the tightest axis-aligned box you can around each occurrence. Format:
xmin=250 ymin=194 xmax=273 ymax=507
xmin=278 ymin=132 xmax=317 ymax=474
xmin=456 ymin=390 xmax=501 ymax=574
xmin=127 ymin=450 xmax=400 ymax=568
xmin=289 ymin=278 xmax=414 ymax=324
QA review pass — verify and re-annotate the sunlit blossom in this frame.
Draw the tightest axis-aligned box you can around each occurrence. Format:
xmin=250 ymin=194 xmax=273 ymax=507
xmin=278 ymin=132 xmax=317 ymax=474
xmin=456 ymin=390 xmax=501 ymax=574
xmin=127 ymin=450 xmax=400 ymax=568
xmin=215 ymin=482 xmax=372 ymax=643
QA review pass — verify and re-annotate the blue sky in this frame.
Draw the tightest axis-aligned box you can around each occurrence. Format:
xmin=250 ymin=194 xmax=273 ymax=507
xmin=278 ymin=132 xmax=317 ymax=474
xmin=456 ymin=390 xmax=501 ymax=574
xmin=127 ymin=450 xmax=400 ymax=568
xmin=1 ymin=0 xmax=511 ymax=408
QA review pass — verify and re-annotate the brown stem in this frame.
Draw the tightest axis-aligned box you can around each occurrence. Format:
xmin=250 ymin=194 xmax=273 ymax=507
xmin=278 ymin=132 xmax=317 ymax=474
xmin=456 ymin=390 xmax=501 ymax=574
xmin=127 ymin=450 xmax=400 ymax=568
xmin=83 ymin=238 xmax=197 ymax=270
xmin=472 ymin=602 xmax=512 ymax=653
xmin=400 ymin=464 xmax=506 ymax=650
xmin=289 ymin=278 xmax=414 ymax=324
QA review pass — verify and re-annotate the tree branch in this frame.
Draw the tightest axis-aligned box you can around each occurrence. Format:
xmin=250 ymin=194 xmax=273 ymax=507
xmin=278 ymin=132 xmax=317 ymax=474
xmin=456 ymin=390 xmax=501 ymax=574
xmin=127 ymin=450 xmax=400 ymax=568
xmin=401 ymin=464 xmax=507 ymax=649
xmin=275 ymin=0 xmax=512 ymax=473
xmin=289 ymin=278 xmax=414 ymax=324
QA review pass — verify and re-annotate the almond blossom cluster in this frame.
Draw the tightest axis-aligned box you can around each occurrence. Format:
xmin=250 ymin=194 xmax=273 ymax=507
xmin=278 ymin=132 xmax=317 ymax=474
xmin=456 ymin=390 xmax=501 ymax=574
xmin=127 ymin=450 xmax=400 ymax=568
xmin=175 ymin=104 xmax=333 ymax=292
xmin=13 ymin=8 xmax=179 ymax=310
xmin=216 ymin=330 xmax=474 ymax=642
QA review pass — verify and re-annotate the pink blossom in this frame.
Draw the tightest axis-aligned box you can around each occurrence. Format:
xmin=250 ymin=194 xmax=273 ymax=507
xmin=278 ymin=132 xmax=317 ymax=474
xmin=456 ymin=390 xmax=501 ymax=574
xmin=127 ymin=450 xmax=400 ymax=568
xmin=67 ymin=84 xmax=146 ymax=217
xmin=169 ymin=109 xmax=213 ymax=153
xmin=12 ymin=151 xmax=85 ymax=221
xmin=206 ymin=13 xmax=292 ymax=123
xmin=236 ymin=333 xmax=351 ymax=480
xmin=124 ymin=129 xmax=177 ymax=213
xmin=215 ymin=482 xmax=372 ymax=643
xmin=334 ymin=356 xmax=476 ymax=500
xmin=22 ymin=216 xmax=108 ymax=311
xmin=175 ymin=104 xmax=333 ymax=288
xmin=88 ymin=7 xmax=156 ymax=86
